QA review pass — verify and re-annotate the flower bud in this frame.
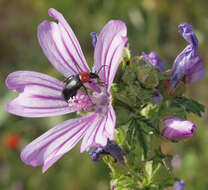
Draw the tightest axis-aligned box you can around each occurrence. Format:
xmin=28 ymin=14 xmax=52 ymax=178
xmin=171 ymin=22 xmax=205 ymax=87
xmin=89 ymin=140 xmax=124 ymax=164
xmin=133 ymin=56 xmax=159 ymax=88
xmin=90 ymin=32 xmax=99 ymax=47
xmin=89 ymin=147 xmax=107 ymax=162
xmin=152 ymin=88 xmax=163 ymax=104
xmin=162 ymin=117 xmax=196 ymax=141
xmin=173 ymin=180 xmax=185 ymax=190
xmin=171 ymin=154 xmax=182 ymax=171
xmin=142 ymin=51 xmax=166 ymax=72
xmin=161 ymin=79 xmax=185 ymax=98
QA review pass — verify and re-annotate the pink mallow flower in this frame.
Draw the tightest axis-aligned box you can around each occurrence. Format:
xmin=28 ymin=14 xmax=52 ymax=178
xmin=6 ymin=8 xmax=128 ymax=172
xmin=162 ymin=117 xmax=196 ymax=141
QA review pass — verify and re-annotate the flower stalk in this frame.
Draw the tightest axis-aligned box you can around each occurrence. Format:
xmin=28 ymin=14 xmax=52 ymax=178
xmin=98 ymin=41 xmax=204 ymax=189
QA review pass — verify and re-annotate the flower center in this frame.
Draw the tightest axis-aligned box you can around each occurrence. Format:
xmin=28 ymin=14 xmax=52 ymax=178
xmin=68 ymin=86 xmax=110 ymax=113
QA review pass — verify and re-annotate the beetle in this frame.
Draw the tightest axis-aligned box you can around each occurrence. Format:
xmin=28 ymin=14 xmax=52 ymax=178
xmin=62 ymin=72 xmax=100 ymax=102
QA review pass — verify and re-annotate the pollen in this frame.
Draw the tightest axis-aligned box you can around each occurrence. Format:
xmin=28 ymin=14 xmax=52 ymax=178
xmin=68 ymin=92 xmax=92 ymax=112
xmin=68 ymin=86 xmax=110 ymax=114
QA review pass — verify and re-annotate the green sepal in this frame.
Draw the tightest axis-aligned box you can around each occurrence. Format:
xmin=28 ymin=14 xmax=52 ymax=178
xmin=132 ymin=56 xmax=159 ymax=89
xmin=115 ymin=106 xmax=132 ymax=125
xmin=136 ymin=83 xmax=156 ymax=104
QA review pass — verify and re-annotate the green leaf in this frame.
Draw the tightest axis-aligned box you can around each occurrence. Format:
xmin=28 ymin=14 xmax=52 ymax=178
xmin=126 ymin=120 xmax=135 ymax=145
xmin=145 ymin=160 xmax=153 ymax=178
xmin=172 ymin=97 xmax=205 ymax=117
xmin=136 ymin=83 xmax=156 ymax=104
xmin=136 ymin=115 xmax=160 ymax=135
xmin=125 ymin=119 xmax=148 ymax=159
xmin=115 ymin=106 xmax=132 ymax=125
xmin=150 ymin=155 xmax=176 ymax=187
xmin=135 ymin=122 xmax=148 ymax=159
xmin=134 ymin=120 xmax=153 ymax=159
xmin=160 ymin=101 xmax=187 ymax=119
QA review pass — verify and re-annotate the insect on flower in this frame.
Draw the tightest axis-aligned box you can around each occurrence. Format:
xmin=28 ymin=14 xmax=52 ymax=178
xmin=62 ymin=66 xmax=105 ymax=102
xmin=6 ymin=8 xmax=128 ymax=172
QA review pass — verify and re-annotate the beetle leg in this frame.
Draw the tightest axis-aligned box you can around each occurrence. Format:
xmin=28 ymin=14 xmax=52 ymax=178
xmin=82 ymin=85 xmax=94 ymax=105
xmin=63 ymin=75 xmax=74 ymax=83
xmin=88 ymin=79 xmax=106 ymax=87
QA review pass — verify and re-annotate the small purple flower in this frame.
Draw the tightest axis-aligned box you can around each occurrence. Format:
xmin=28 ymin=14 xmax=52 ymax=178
xmin=12 ymin=180 xmax=23 ymax=190
xmin=163 ymin=117 xmax=196 ymax=141
xmin=171 ymin=154 xmax=182 ymax=170
xmin=90 ymin=32 xmax=99 ymax=47
xmin=171 ymin=22 xmax=205 ymax=87
xmin=6 ymin=8 xmax=128 ymax=172
xmin=142 ymin=51 xmax=166 ymax=72
xmin=112 ymin=185 xmax=117 ymax=190
xmin=90 ymin=147 xmax=108 ymax=162
xmin=152 ymin=88 xmax=163 ymax=104
xmin=173 ymin=180 xmax=185 ymax=190
xmin=90 ymin=140 xmax=124 ymax=164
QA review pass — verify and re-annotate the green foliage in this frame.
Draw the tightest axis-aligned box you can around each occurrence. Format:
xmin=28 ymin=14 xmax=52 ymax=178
xmin=108 ymin=128 xmax=177 ymax=190
xmin=159 ymin=100 xmax=187 ymax=119
xmin=171 ymin=97 xmax=205 ymax=117
xmin=110 ymin=44 xmax=206 ymax=189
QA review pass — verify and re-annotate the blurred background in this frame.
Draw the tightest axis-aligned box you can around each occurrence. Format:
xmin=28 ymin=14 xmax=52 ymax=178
xmin=0 ymin=0 xmax=207 ymax=189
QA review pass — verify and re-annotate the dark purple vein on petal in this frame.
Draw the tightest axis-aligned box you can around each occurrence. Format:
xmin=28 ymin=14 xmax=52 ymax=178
xmin=48 ymin=24 xmax=77 ymax=74
xmin=59 ymin=23 xmax=89 ymax=72
xmin=107 ymin=42 xmax=124 ymax=88
xmin=60 ymin=28 xmax=82 ymax=73
xmin=102 ymin=32 xmax=119 ymax=83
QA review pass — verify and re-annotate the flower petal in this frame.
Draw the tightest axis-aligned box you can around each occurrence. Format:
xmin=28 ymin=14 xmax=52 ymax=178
xmin=90 ymin=32 xmax=99 ymax=48
xmin=93 ymin=20 xmax=128 ymax=91
xmin=178 ymin=22 xmax=198 ymax=47
xmin=80 ymin=105 xmax=116 ymax=152
xmin=186 ymin=56 xmax=205 ymax=83
xmin=90 ymin=140 xmax=124 ymax=164
xmin=6 ymin=71 xmax=75 ymax=117
xmin=20 ymin=113 xmax=96 ymax=173
xmin=142 ymin=51 xmax=166 ymax=72
xmin=152 ymin=88 xmax=163 ymax=104
xmin=171 ymin=22 xmax=204 ymax=87
xmin=173 ymin=180 xmax=185 ymax=190
xmin=38 ymin=8 xmax=90 ymax=77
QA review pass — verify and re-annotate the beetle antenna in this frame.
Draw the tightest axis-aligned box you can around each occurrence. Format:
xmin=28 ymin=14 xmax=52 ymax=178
xmin=74 ymin=63 xmax=81 ymax=73
xmin=96 ymin=65 xmax=108 ymax=74
xmin=82 ymin=85 xmax=94 ymax=105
